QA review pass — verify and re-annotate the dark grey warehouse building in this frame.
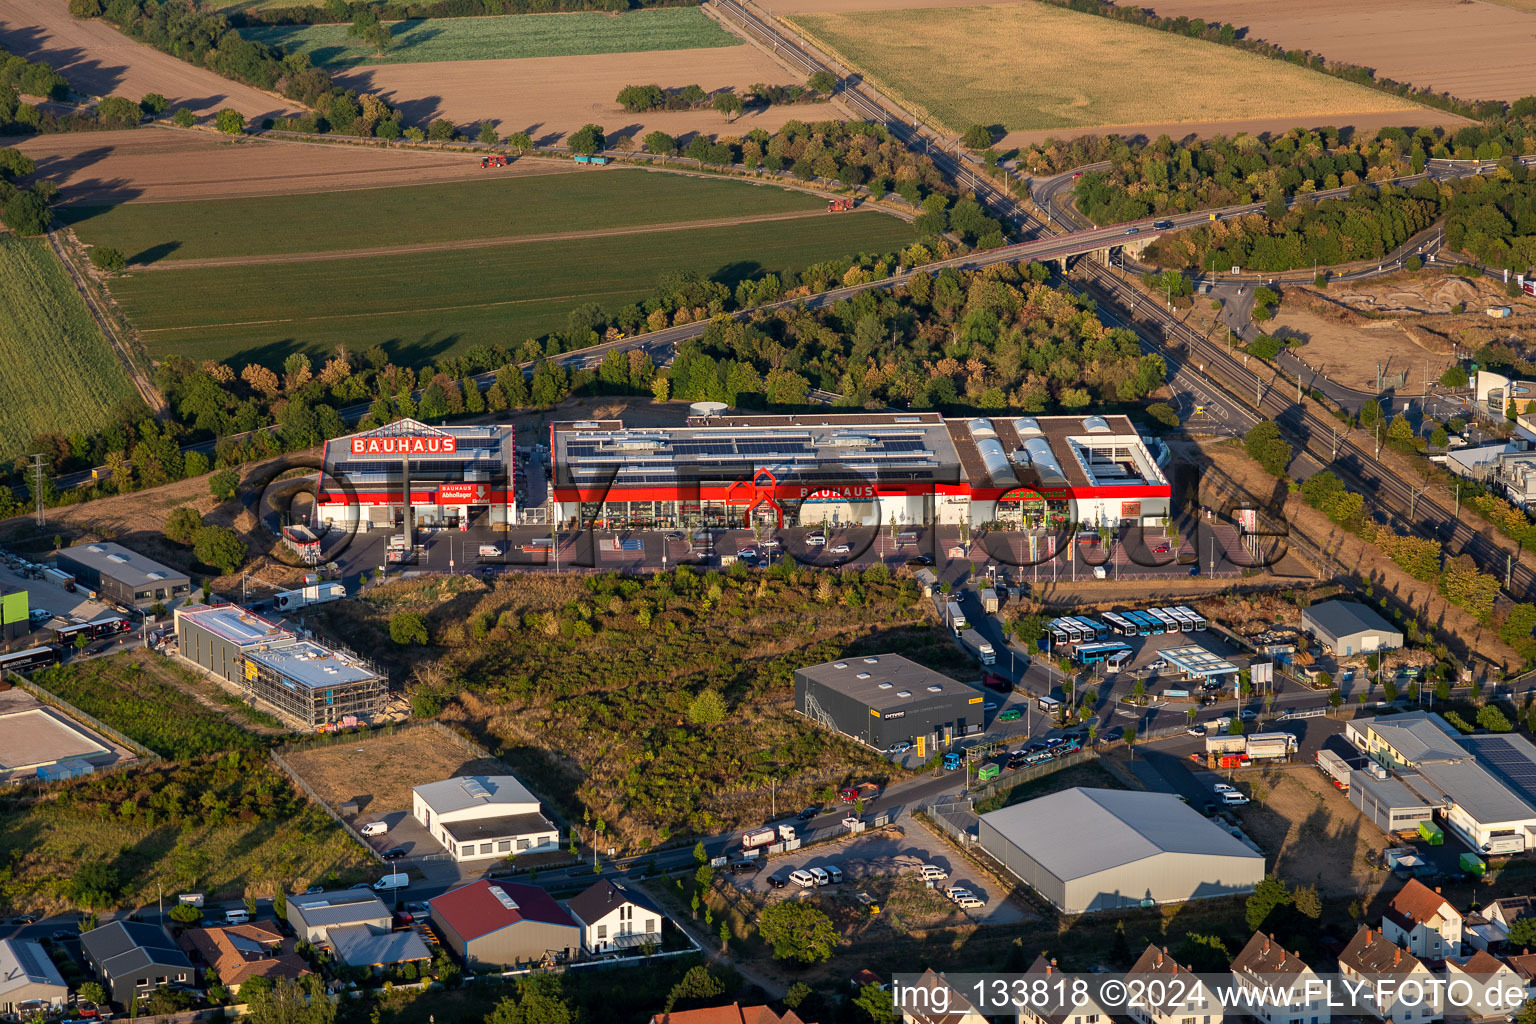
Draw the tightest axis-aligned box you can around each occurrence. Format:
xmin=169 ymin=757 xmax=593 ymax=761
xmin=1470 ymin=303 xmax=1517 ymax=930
xmin=56 ymin=542 xmax=190 ymax=611
xmin=794 ymin=654 xmax=983 ymax=751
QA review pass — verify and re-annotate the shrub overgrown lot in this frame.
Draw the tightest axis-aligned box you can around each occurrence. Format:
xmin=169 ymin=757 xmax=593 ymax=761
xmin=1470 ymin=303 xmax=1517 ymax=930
xmin=0 ymin=751 xmax=369 ymax=910
xmin=317 ymin=566 xmax=955 ymax=847
xmin=62 ymin=170 xmax=828 ymax=263
xmin=786 ymin=3 xmax=1418 ymax=134
xmin=110 ymin=214 xmax=916 ymax=366
xmin=31 ymin=653 xmax=266 ymax=759
xmin=0 ymin=236 xmax=143 ymax=461
xmin=244 ymin=8 xmax=738 ymax=67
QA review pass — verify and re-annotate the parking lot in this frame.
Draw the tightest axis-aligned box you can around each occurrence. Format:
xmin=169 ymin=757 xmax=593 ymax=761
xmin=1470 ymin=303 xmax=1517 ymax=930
xmin=729 ymin=821 xmax=1033 ymax=926
xmin=0 ymin=555 xmax=120 ymax=640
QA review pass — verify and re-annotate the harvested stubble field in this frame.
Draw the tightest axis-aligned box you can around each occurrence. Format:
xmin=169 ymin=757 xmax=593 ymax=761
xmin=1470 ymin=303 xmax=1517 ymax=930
xmin=1124 ymin=0 xmax=1536 ymax=103
xmin=336 ymin=45 xmax=806 ymax=142
xmin=0 ymin=0 xmax=299 ymax=121
xmin=62 ymin=168 xmax=834 ymax=263
xmin=246 ymin=8 xmax=739 ymax=68
xmin=310 ymin=568 xmax=930 ymax=849
xmin=786 ymin=3 xmax=1422 ymax=134
xmin=281 ymin=726 xmax=506 ymax=820
xmin=108 ymin=206 xmax=915 ymax=365
xmin=1268 ymin=302 xmax=1455 ymax=397
xmin=0 ymin=236 xmax=142 ymax=461
xmin=16 ymin=128 xmax=569 ymax=206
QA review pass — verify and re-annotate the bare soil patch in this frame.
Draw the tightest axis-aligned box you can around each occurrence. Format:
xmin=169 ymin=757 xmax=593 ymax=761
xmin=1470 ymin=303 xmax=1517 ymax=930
xmin=1128 ymin=0 xmax=1536 ymax=103
xmin=0 ymin=0 xmax=300 ymax=121
xmin=1269 ymin=304 xmax=1455 ymax=396
xmin=336 ymin=46 xmax=823 ymax=145
xmin=1231 ymin=764 xmax=1384 ymax=898
xmin=1327 ymin=270 xmax=1533 ymax=317
xmin=282 ymin=726 xmax=507 ymax=820
xmin=9 ymin=127 xmax=572 ymax=205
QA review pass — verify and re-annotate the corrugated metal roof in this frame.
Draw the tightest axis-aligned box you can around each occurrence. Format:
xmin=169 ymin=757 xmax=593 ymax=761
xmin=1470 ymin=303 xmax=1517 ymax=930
xmin=429 ymin=879 xmax=577 ymax=941
xmin=980 ymin=788 xmax=1262 ymax=881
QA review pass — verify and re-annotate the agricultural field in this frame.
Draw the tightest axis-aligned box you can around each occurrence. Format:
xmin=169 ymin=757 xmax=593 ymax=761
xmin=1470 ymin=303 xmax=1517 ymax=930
xmin=0 ymin=236 xmax=143 ymax=462
xmin=97 ymin=177 xmax=915 ymax=365
xmin=30 ymin=651 xmax=269 ymax=759
xmin=786 ymin=3 xmax=1423 ymax=134
xmin=1129 ymin=0 xmax=1536 ymax=103
xmin=62 ymin=169 xmax=832 ymax=263
xmin=244 ymin=8 xmax=739 ymax=68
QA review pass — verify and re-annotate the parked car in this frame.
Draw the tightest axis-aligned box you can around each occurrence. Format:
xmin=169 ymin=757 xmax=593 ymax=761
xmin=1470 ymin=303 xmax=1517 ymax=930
xmin=808 ymin=867 xmax=830 ymax=886
xmin=1238 ymin=710 xmax=1257 ymax=721
xmin=381 ymin=847 xmax=408 ymax=860
xmin=767 ymin=870 xmax=790 ymax=889
xmin=789 ymin=869 xmax=817 ymax=888
xmin=796 ymin=806 xmax=820 ymax=821
xmin=7 ymin=914 xmax=38 ymax=925
xmin=829 ymin=543 xmax=852 ymax=555
xmin=983 ymin=701 xmax=998 ymax=711
xmin=50 ymin=927 xmax=79 ymax=941
xmin=999 ymin=708 xmax=1022 ymax=722
xmin=304 ymin=886 xmax=324 ymax=895
xmin=1187 ymin=724 xmax=1206 ymax=736
xmin=920 ymin=864 xmax=948 ymax=880
xmin=729 ymin=860 xmax=763 ymax=875
xmin=1213 ymin=783 xmax=1236 ymax=794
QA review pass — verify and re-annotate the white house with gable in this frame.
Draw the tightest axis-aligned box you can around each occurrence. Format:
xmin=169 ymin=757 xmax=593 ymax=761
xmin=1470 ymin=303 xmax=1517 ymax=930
xmin=412 ymin=776 xmax=559 ymax=863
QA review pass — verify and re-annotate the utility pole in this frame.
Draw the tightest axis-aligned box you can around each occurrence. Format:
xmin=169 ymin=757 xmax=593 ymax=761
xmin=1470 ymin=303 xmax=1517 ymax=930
xmin=30 ymin=454 xmax=46 ymax=528
xmin=1375 ymin=421 xmax=1383 ymax=460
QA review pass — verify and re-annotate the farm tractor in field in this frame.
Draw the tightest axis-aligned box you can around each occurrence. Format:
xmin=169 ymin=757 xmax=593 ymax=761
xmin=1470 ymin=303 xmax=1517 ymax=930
xmin=827 ymin=197 xmax=855 ymax=212
xmin=481 ymin=155 xmax=509 ymax=169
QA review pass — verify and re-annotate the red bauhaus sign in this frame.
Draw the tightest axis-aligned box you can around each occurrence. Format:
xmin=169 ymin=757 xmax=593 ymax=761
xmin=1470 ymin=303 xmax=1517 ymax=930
xmin=437 ymin=482 xmax=491 ymax=504
xmin=350 ymin=435 xmax=458 ymax=456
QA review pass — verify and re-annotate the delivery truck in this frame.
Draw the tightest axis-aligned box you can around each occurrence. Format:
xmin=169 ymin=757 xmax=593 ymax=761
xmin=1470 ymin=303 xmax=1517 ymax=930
xmin=273 ymin=582 xmax=346 ymax=611
xmin=946 ymin=602 xmax=969 ymax=635
xmin=960 ymin=629 xmax=997 ymax=666
xmin=1316 ymin=749 xmax=1352 ymax=791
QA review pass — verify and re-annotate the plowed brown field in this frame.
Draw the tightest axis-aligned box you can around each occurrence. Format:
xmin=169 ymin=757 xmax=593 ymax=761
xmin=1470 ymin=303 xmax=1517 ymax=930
xmin=335 ymin=45 xmax=828 ymax=146
xmin=8 ymin=127 xmax=576 ymax=204
xmin=1122 ymin=0 xmax=1536 ymax=103
xmin=0 ymin=0 xmax=300 ymax=121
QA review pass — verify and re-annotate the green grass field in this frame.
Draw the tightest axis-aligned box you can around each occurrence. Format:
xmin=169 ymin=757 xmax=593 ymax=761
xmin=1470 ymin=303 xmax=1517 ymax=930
xmin=787 ymin=2 xmax=1421 ymax=133
xmin=62 ymin=170 xmax=828 ymax=263
xmin=243 ymin=8 xmax=739 ymax=68
xmin=0 ymin=237 xmax=142 ymax=461
xmin=110 ymin=213 xmax=915 ymax=365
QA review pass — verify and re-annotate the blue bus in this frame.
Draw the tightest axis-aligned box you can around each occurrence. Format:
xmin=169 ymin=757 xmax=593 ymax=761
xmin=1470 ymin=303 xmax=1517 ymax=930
xmin=1126 ymin=610 xmax=1161 ymax=635
xmin=1073 ymin=617 xmax=1110 ymax=641
xmin=1074 ymin=641 xmax=1133 ymax=666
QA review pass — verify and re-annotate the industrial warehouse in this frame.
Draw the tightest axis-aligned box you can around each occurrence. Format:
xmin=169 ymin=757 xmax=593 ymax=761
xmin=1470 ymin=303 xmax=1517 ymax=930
xmin=549 ymin=410 xmax=1170 ymax=530
xmin=793 ymin=654 xmax=983 ymax=754
xmin=977 ymin=788 xmax=1266 ymax=913
xmin=55 ymin=542 xmax=191 ymax=611
xmin=315 ymin=418 xmax=518 ymax=531
xmin=174 ymin=605 xmax=386 ymax=730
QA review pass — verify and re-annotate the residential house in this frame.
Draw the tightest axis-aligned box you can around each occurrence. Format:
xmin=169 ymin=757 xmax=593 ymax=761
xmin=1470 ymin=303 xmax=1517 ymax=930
xmin=566 ymin=879 xmax=663 ymax=954
xmin=1479 ymin=897 xmax=1536 ymax=950
xmin=1442 ymin=952 xmax=1524 ymax=1020
xmin=0 ymin=939 xmax=68 ymax=1016
xmin=1018 ymin=957 xmax=1111 ymax=1024
xmin=79 ymin=921 xmax=194 ymax=1009
xmin=1229 ymin=932 xmax=1330 ymax=1024
xmin=648 ymin=1003 xmax=813 ymax=1023
xmin=1337 ymin=925 xmax=1442 ymax=1024
xmin=180 ymin=922 xmax=310 ymax=995
xmin=1383 ymin=880 xmax=1463 ymax=959
xmin=1125 ymin=944 xmax=1223 ymax=1024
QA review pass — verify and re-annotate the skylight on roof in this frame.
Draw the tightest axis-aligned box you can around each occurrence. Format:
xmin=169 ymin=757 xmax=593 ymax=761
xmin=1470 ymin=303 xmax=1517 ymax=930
xmin=487 ymin=885 xmax=519 ymax=911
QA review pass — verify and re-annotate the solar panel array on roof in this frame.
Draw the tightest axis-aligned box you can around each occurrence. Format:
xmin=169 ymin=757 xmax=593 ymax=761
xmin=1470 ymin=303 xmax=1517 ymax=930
xmin=1465 ymin=736 xmax=1536 ymax=806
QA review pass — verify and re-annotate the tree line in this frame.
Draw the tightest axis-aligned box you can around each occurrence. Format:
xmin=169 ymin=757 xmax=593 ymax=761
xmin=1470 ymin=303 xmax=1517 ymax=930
xmin=616 ymin=75 xmax=832 ymax=116
xmin=228 ymin=0 xmax=695 ymax=28
xmin=70 ymin=0 xmax=405 ymax=137
xmin=1446 ymin=166 xmax=1536 ymax=272
xmin=666 ymin=262 xmax=1166 ymax=411
xmin=1145 ymin=178 xmax=1444 ymax=273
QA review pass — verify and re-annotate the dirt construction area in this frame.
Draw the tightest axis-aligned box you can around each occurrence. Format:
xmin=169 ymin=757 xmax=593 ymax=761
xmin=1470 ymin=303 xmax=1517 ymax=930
xmin=336 ymin=45 xmax=830 ymax=146
xmin=1269 ymin=303 xmax=1456 ymax=396
xmin=0 ymin=0 xmax=300 ymax=121
xmin=1229 ymin=763 xmax=1386 ymax=898
xmin=10 ymin=128 xmax=576 ymax=205
xmin=281 ymin=725 xmax=508 ymax=822
xmin=1129 ymin=0 xmax=1536 ymax=103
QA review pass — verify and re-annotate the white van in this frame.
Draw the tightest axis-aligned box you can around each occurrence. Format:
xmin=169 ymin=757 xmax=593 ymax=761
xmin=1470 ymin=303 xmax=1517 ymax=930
xmin=824 ymin=864 xmax=842 ymax=884
xmin=808 ymin=867 xmax=830 ymax=886
xmin=478 ymin=544 xmax=503 ymax=558
xmin=360 ymin=821 xmax=389 ymax=837
xmin=224 ymin=909 xmax=249 ymax=925
xmin=789 ymin=869 xmax=817 ymax=888
xmin=953 ymin=894 xmax=984 ymax=909
xmin=806 ymin=533 xmax=826 ymax=547
xmin=1222 ymin=791 xmax=1250 ymax=806
xmin=919 ymin=865 xmax=948 ymax=881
